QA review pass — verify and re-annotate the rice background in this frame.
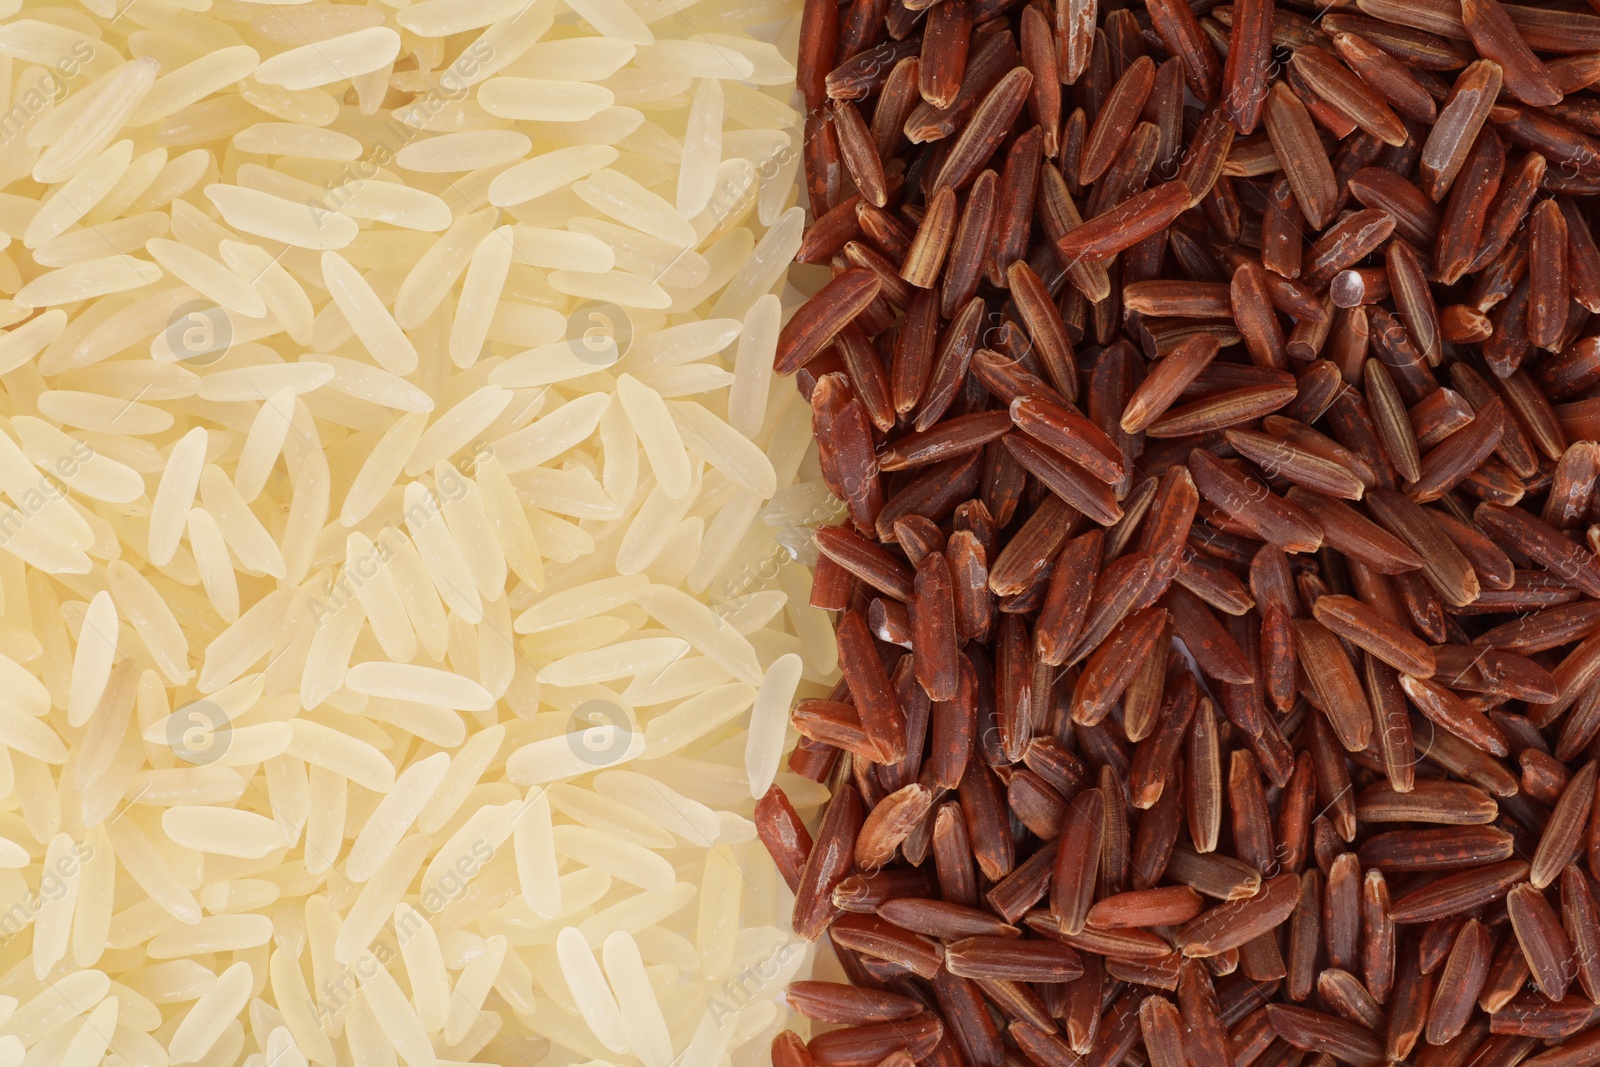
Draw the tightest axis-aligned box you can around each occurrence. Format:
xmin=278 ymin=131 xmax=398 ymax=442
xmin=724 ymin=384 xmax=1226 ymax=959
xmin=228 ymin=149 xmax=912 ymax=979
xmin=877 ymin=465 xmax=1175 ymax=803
xmin=0 ymin=0 xmax=843 ymax=1064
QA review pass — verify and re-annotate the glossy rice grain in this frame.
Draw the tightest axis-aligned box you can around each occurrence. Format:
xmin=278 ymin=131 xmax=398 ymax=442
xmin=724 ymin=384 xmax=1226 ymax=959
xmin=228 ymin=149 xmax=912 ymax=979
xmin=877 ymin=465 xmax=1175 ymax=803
xmin=767 ymin=3 xmax=1600 ymax=1061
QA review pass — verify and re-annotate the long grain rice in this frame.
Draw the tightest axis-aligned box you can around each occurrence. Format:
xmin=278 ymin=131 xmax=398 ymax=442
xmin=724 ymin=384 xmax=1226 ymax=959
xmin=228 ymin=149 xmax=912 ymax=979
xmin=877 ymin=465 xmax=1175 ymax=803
xmin=0 ymin=0 xmax=823 ymax=1062
xmin=760 ymin=0 xmax=1600 ymax=1063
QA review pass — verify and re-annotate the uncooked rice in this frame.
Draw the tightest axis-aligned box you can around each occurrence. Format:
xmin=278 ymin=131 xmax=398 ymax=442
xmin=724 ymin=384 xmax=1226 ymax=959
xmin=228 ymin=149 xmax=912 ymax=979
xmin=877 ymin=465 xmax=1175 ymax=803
xmin=762 ymin=0 xmax=1600 ymax=1063
xmin=0 ymin=0 xmax=828 ymax=1063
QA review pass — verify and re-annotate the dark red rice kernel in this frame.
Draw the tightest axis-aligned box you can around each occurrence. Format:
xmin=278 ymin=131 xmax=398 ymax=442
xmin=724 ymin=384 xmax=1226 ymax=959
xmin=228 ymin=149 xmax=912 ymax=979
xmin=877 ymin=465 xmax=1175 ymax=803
xmin=766 ymin=2 xmax=1600 ymax=1063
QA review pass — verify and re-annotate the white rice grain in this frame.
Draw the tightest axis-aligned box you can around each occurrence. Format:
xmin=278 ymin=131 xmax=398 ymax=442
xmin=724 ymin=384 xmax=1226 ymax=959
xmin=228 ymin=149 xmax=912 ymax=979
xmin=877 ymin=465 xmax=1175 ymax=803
xmin=160 ymin=806 xmax=285 ymax=859
xmin=187 ymin=507 xmax=239 ymax=623
xmin=398 ymin=0 xmax=530 ymax=35
xmin=403 ymin=481 xmax=484 ymax=623
xmin=347 ymin=753 xmax=449 ymax=882
xmin=564 ymin=0 xmax=655 ymax=43
xmin=515 ymin=574 xmax=648 ymax=634
xmin=556 ymin=926 xmax=631 ymax=1053
xmin=336 ymin=834 xmax=430 ymax=964
xmin=34 ymin=214 xmax=165 ymax=269
xmin=333 ymin=182 xmax=453 ymax=232
xmin=677 ymin=79 xmax=724 ymax=218
xmin=602 ymin=930 xmax=674 ymax=1067
xmin=0 ymin=0 xmax=825 ymax=1058
xmin=513 ymin=788 xmax=563 ymax=918
xmin=216 ymin=240 xmax=315 ymax=345
xmin=285 ymin=720 xmax=394 ymax=793
xmin=147 ymin=240 xmax=268 ymax=318
xmin=554 ymin=824 xmax=675 ymax=891
xmin=745 ymin=652 xmax=801 ymax=797
xmin=358 ymin=956 xmax=437 ymax=1066
xmin=341 ymin=411 xmax=429 ymax=526
xmin=697 ymin=843 xmax=743 ymax=976
xmin=205 ymin=184 xmax=358 ymax=250
xmin=548 ymin=268 xmax=672 ymax=310
xmin=405 ymin=386 xmax=511 ymax=476
xmin=574 ymin=169 xmax=698 ymax=248
xmin=638 ymin=585 xmax=762 ymax=683
xmin=15 ymin=256 xmax=164 ymax=308
xmin=32 ymin=58 xmax=160 ymax=186
xmin=147 ymin=427 xmax=208 ymax=566
xmin=58 ymin=998 xmax=116 ymax=1067
xmin=509 ymin=227 xmax=617 ymax=272
xmin=642 ymin=683 xmax=757 ymax=758
xmin=488 ymin=144 xmax=619 ymax=208
xmin=168 ymin=961 xmax=252 ymax=1063
xmin=294 ymin=762 xmax=331 ymax=869
xmin=394 ymin=213 xmax=496 ymax=329
xmin=0 ymin=310 xmax=66 ymax=375
xmin=728 ymin=292 xmax=780 ymax=437
xmin=444 ymin=934 xmax=507 ymax=1044
xmin=507 ymin=726 xmax=646 ymax=785
xmin=480 ymin=78 xmax=617 ymax=122
xmin=199 ymin=465 xmax=286 ymax=577
xmin=635 ymin=40 xmax=757 ymax=80
xmin=253 ymin=29 xmax=402 ymax=90
xmin=617 ymin=373 xmax=691 ymax=500
xmin=395 ymin=902 xmax=451 ymax=1034
xmin=147 ymin=910 xmax=273 ymax=956
xmin=395 ymin=130 xmax=533 ymax=173
xmin=343 ymin=531 xmax=415 ymax=663
xmin=494 ymin=393 xmax=611 ymax=473
xmin=672 ymin=398 xmax=778 ymax=496
xmin=132 ymin=47 xmax=263 ymax=127
xmin=345 ymin=661 xmax=494 ymax=711
xmin=712 ymin=205 xmax=803 ymax=320
xmin=24 ymin=140 xmax=134 ymax=249
xmin=449 ymin=231 xmax=515 ymax=367
xmin=30 ymin=833 xmax=80 ymax=978
xmin=320 ymin=251 xmax=419 ymax=376
xmin=231 ymin=123 xmax=363 ymax=161
xmin=525 ymin=37 xmax=638 ymax=80
xmin=66 ymin=591 xmax=117 ymax=727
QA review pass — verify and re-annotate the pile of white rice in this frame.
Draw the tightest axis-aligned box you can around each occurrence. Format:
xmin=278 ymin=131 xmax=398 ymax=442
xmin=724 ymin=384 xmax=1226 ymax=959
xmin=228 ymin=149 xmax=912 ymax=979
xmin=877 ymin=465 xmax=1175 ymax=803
xmin=0 ymin=0 xmax=832 ymax=1063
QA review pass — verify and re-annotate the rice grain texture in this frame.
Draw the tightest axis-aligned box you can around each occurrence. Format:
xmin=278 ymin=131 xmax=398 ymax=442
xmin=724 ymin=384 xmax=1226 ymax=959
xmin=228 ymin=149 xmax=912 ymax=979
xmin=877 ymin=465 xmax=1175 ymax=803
xmin=762 ymin=0 xmax=1600 ymax=1064
xmin=0 ymin=0 xmax=826 ymax=1063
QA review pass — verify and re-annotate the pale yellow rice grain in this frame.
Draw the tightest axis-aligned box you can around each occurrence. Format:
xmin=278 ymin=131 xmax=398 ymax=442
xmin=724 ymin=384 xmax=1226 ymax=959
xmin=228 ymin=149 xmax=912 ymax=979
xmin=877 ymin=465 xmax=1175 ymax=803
xmin=253 ymin=28 xmax=401 ymax=90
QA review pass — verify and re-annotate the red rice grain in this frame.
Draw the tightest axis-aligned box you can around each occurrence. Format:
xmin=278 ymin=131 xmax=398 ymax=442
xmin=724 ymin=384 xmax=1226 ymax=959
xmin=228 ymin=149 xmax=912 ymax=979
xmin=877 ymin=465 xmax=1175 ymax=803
xmin=767 ymin=4 xmax=1600 ymax=1064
